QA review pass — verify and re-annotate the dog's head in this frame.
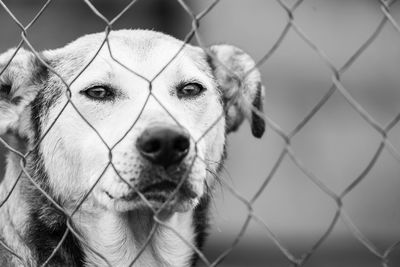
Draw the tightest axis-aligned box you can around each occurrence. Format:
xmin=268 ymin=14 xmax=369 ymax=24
xmin=0 ymin=30 xmax=265 ymax=215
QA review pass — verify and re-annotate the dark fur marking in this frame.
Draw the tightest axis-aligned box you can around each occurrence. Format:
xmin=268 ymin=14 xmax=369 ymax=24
xmin=251 ymin=82 xmax=265 ymax=138
xmin=3 ymin=134 xmax=28 ymax=155
xmin=0 ymin=84 xmax=12 ymax=103
xmin=30 ymin=55 xmax=48 ymax=86
xmin=22 ymin=58 xmax=84 ymax=266
xmin=190 ymin=148 xmax=226 ymax=266
xmin=190 ymin=195 xmax=210 ymax=267
xmin=10 ymin=96 xmax=22 ymax=105
xmin=23 ymin=152 xmax=84 ymax=266
xmin=0 ymin=84 xmax=11 ymax=96
xmin=206 ymin=53 xmax=216 ymax=74
xmin=205 ymin=54 xmax=224 ymax=107
xmin=33 ymin=55 xmax=62 ymax=116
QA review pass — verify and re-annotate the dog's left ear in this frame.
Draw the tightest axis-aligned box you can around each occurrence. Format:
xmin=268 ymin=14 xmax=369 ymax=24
xmin=0 ymin=48 xmax=45 ymax=135
xmin=208 ymin=45 xmax=265 ymax=138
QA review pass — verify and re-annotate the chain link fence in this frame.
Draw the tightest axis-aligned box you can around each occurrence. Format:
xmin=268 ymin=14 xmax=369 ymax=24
xmin=0 ymin=0 xmax=400 ymax=266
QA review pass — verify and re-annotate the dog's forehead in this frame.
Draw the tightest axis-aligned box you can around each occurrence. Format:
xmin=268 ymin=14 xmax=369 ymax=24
xmin=46 ymin=30 xmax=210 ymax=80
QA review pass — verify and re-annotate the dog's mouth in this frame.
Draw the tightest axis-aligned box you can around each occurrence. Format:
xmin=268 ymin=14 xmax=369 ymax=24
xmin=141 ymin=181 xmax=179 ymax=195
xmin=104 ymin=180 xmax=198 ymax=212
xmin=141 ymin=181 xmax=197 ymax=198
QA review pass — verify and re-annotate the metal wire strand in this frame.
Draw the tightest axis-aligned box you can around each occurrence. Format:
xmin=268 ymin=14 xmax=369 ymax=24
xmin=0 ymin=0 xmax=399 ymax=266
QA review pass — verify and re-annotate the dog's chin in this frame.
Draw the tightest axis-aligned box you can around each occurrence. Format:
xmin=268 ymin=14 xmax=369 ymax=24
xmin=100 ymin=187 xmax=200 ymax=216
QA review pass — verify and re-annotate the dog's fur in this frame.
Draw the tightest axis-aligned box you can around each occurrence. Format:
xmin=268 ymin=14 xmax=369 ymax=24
xmin=0 ymin=29 xmax=265 ymax=267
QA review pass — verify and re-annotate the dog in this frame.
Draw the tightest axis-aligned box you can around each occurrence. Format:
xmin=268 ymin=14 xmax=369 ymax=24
xmin=0 ymin=29 xmax=265 ymax=266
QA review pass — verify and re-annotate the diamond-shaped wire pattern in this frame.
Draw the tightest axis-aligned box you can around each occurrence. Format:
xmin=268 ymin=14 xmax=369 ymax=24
xmin=0 ymin=0 xmax=400 ymax=266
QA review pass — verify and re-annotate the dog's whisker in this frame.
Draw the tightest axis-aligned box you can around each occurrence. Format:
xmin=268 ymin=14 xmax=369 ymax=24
xmin=203 ymin=158 xmax=223 ymax=165
xmin=203 ymin=173 xmax=222 ymax=216
xmin=50 ymin=137 xmax=62 ymax=163
xmin=206 ymin=167 xmax=225 ymax=185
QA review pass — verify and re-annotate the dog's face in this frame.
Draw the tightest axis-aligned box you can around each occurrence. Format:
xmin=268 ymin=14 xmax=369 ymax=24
xmin=0 ymin=30 xmax=264 ymax=215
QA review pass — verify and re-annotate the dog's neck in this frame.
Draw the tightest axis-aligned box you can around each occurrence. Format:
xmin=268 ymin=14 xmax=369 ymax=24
xmin=0 ymin=150 xmax=36 ymax=266
xmin=76 ymin=209 xmax=195 ymax=267
xmin=0 ymin=149 xmax=200 ymax=267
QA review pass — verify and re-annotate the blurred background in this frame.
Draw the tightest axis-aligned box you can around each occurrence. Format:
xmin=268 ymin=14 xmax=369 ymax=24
xmin=1 ymin=0 xmax=400 ymax=266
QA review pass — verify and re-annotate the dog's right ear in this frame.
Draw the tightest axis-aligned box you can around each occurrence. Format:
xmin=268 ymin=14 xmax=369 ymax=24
xmin=0 ymin=48 xmax=45 ymax=135
xmin=208 ymin=45 xmax=265 ymax=138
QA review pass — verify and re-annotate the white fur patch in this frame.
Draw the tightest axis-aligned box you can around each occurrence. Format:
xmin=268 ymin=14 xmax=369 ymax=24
xmin=0 ymin=103 xmax=18 ymax=135
xmin=74 ymin=210 xmax=194 ymax=267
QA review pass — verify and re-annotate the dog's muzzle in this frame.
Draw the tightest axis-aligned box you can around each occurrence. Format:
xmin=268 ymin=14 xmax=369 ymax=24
xmin=133 ymin=125 xmax=197 ymax=209
xmin=102 ymin=125 xmax=201 ymax=213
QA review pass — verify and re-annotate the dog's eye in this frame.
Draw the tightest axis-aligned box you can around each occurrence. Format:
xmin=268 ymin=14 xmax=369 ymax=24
xmin=177 ymin=83 xmax=205 ymax=98
xmin=83 ymin=86 xmax=114 ymax=101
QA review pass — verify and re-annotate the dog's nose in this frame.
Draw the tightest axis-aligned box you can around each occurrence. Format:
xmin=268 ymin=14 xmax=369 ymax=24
xmin=136 ymin=125 xmax=190 ymax=168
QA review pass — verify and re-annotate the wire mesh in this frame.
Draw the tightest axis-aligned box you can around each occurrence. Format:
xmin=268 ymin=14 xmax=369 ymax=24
xmin=0 ymin=0 xmax=399 ymax=266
